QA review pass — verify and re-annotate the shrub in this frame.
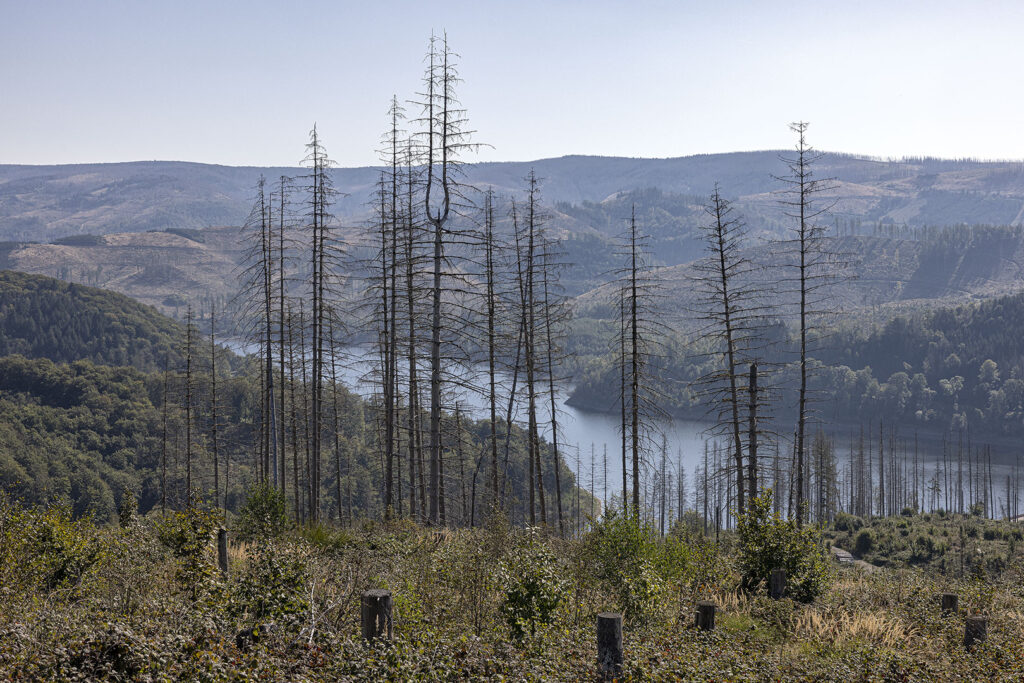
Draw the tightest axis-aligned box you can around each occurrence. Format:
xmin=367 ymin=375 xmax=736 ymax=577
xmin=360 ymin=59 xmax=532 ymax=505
xmin=231 ymin=541 xmax=309 ymax=627
xmin=497 ymin=529 xmax=565 ymax=641
xmin=833 ymin=512 xmax=862 ymax=532
xmin=154 ymin=508 xmax=222 ymax=597
xmin=28 ymin=503 xmax=104 ymax=592
xmin=584 ymin=512 xmax=665 ymax=618
xmin=736 ymin=491 xmax=832 ymax=603
xmin=117 ymin=488 xmax=138 ymax=529
xmin=854 ymin=529 xmax=875 ymax=555
xmin=235 ymin=482 xmax=290 ymax=540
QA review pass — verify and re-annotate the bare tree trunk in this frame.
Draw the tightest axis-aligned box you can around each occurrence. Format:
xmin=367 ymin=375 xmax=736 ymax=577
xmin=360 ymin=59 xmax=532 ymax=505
xmin=287 ymin=305 xmax=302 ymax=522
xmin=184 ymin=305 xmax=194 ymax=507
xmin=161 ymin=354 xmax=169 ymax=514
xmin=541 ymin=241 xmax=564 ymax=534
xmin=210 ymin=304 xmax=220 ymax=508
xmin=629 ymin=207 xmax=640 ymax=517
xmin=484 ymin=190 xmax=500 ymax=510
xmin=748 ymin=363 xmax=758 ymax=499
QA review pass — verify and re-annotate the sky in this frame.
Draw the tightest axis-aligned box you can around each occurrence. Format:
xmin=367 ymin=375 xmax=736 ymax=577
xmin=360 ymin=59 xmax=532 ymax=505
xmin=3 ymin=0 xmax=1024 ymax=167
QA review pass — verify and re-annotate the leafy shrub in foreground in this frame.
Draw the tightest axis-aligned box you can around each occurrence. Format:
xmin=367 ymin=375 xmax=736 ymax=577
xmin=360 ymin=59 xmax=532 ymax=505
xmin=737 ymin=490 xmax=832 ymax=603
xmin=231 ymin=541 xmax=309 ymax=628
xmin=154 ymin=507 xmax=221 ymax=598
xmin=0 ymin=498 xmax=105 ymax=594
xmin=498 ymin=529 xmax=565 ymax=640
xmin=854 ymin=528 xmax=875 ymax=555
xmin=584 ymin=512 xmax=665 ymax=618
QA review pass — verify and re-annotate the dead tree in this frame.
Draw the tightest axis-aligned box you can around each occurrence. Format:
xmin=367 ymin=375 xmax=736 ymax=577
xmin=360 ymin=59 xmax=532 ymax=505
xmin=774 ymin=121 xmax=843 ymax=526
xmin=301 ymin=124 xmax=341 ymax=522
xmin=414 ymin=33 xmax=479 ymax=525
xmin=236 ymin=176 xmax=276 ymax=484
xmin=614 ymin=206 xmax=668 ymax=518
xmin=208 ymin=302 xmax=222 ymax=508
xmin=183 ymin=305 xmax=196 ymax=506
xmin=540 ymin=234 xmax=570 ymax=534
xmin=691 ymin=185 xmax=766 ymax=511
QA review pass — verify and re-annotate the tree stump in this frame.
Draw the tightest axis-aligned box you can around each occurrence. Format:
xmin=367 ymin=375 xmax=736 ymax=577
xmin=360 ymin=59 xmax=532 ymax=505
xmin=596 ymin=612 xmax=623 ymax=681
xmin=217 ymin=528 xmax=228 ymax=576
xmin=964 ymin=615 xmax=987 ymax=649
xmin=695 ymin=601 xmax=716 ymax=631
xmin=361 ymin=589 xmax=393 ymax=643
xmin=941 ymin=592 xmax=958 ymax=615
xmin=770 ymin=568 xmax=786 ymax=600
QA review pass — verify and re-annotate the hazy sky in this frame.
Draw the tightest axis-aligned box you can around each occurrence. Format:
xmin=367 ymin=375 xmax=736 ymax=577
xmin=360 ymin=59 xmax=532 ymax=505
xmin=3 ymin=0 xmax=1024 ymax=167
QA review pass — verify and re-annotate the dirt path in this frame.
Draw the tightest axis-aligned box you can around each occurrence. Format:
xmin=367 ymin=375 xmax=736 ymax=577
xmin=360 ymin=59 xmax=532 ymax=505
xmin=831 ymin=546 xmax=882 ymax=573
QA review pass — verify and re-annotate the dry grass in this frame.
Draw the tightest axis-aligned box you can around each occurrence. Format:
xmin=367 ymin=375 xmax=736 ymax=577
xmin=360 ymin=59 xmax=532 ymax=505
xmin=792 ymin=608 xmax=919 ymax=648
xmin=226 ymin=539 xmax=251 ymax=568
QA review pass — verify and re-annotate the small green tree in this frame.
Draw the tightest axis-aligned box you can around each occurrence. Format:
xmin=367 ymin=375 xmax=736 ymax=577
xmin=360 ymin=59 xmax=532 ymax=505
xmin=584 ymin=511 xmax=665 ymax=619
xmin=498 ymin=530 xmax=565 ymax=641
xmin=737 ymin=490 xmax=832 ymax=603
xmin=236 ymin=482 xmax=290 ymax=540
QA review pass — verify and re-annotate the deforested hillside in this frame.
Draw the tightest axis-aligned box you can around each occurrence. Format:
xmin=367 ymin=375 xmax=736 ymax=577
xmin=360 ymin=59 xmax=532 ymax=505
xmin=5 ymin=154 xmax=1024 ymax=242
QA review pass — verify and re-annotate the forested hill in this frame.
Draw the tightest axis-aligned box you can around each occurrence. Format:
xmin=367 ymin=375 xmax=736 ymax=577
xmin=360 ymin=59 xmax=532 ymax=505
xmin=572 ymin=288 xmax=1024 ymax=440
xmin=0 ymin=270 xmax=182 ymax=371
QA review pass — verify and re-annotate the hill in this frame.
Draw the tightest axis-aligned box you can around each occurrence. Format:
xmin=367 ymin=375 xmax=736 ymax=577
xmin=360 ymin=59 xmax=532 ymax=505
xmin=5 ymin=153 xmax=1024 ymax=243
xmin=570 ymin=285 xmax=1024 ymax=442
xmin=0 ymin=270 xmax=184 ymax=370
xmin=0 ymin=229 xmax=246 ymax=318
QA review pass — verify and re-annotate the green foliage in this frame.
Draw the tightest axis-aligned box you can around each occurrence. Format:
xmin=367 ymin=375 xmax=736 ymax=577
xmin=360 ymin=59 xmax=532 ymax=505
xmin=117 ymin=487 xmax=138 ymax=528
xmin=2 ymin=496 xmax=1024 ymax=681
xmin=833 ymin=512 xmax=862 ymax=532
xmin=736 ymin=491 xmax=832 ymax=603
xmin=236 ymin=482 xmax=290 ymax=540
xmin=854 ymin=529 xmax=875 ymax=555
xmin=231 ymin=541 xmax=309 ymax=627
xmin=584 ymin=512 xmax=666 ymax=618
xmin=155 ymin=507 xmax=221 ymax=597
xmin=497 ymin=529 xmax=565 ymax=640
xmin=0 ymin=497 xmax=105 ymax=596
xmin=28 ymin=502 xmax=104 ymax=592
xmin=0 ymin=270 xmax=181 ymax=371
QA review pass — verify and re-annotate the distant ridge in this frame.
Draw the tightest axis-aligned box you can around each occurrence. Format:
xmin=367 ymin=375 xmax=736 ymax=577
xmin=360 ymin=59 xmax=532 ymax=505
xmin=4 ymin=152 xmax=1024 ymax=241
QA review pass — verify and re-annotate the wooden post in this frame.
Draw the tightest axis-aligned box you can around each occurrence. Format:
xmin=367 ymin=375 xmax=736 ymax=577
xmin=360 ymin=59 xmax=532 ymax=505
xmin=770 ymin=568 xmax=786 ymax=600
xmin=217 ymin=528 xmax=228 ymax=576
xmin=596 ymin=612 xmax=623 ymax=681
xmin=695 ymin=601 xmax=716 ymax=631
xmin=361 ymin=589 xmax=393 ymax=643
xmin=941 ymin=592 xmax=958 ymax=615
xmin=964 ymin=615 xmax=988 ymax=649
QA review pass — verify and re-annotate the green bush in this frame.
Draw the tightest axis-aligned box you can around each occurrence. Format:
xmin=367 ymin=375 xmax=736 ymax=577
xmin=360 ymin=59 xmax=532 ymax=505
xmin=154 ymin=507 xmax=222 ymax=597
xmin=854 ymin=529 xmax=875 ymax=555
xmin=833 ymin=512 xmax=862 ymax=532
xmin=28 ymin=502 xmax=104 ymax=592
xmin=497 ymin=530 xmax=565 ymax=641
xmin=235 ymin=482 xmax=290 ymax=540
xmin=584 ymin=512 xmax=665 ymax=618
xmin=231 ymin=541 xmax=309 ymax=627
xmin=736 ymin=491 xmax=832 ymax=603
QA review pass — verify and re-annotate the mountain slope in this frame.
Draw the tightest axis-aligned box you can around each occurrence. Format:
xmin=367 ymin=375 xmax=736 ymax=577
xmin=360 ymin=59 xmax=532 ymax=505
xmin=0 ymin=270 xmax=183 ymax=370
xmin=5 ymin=153 xmax=1024 ymax=242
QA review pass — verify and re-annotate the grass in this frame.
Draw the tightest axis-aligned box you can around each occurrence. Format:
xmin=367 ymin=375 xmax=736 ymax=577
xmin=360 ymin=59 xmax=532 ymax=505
xmin=1 ymin=500 xmax=1023 ymax=681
